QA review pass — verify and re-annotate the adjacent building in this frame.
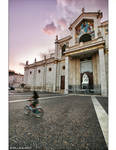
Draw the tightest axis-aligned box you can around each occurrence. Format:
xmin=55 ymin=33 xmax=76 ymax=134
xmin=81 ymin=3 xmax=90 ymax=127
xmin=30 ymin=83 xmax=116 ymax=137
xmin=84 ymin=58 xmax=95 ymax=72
xmin=9 ymin=70 xmax=24 ymax=88
xmin=24 ymin=9 xmax=108 ymax=96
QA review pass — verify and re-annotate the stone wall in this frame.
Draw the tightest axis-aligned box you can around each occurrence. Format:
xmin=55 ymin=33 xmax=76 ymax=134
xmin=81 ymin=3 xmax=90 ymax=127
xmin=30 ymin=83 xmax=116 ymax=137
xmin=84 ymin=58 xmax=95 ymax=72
xmin=36 ymin=66 xmax=45 ymax=88
xmin=55 ymin=61 xmax=65 ymax=91
xmin=27 ymin=68 xmax=34 ymax=86
xmin=46 ymin=63 xmax=55 ymax=92
xmin=9 ymin=74 xmax=24 ymax=88
xmin=25 ymin=62 xmax=56 ymax=92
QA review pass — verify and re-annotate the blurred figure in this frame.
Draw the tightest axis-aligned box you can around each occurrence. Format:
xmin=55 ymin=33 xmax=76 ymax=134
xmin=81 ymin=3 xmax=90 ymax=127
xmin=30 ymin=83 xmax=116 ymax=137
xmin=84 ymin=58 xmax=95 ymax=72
xmin=29 ymin=91 xmax=39 ymax=112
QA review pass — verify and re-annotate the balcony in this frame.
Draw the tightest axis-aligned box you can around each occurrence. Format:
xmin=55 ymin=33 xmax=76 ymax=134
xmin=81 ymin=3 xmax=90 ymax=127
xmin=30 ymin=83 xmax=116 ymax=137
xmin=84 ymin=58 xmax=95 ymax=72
xmin=65 ymin=36 xmax=104 ymax=56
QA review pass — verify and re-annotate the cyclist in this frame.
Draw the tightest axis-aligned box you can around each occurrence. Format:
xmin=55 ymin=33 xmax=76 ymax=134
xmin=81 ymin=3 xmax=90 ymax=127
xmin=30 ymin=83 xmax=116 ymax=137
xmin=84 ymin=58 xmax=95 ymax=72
xmin=29 ymin=91 xmax=39 ymax=113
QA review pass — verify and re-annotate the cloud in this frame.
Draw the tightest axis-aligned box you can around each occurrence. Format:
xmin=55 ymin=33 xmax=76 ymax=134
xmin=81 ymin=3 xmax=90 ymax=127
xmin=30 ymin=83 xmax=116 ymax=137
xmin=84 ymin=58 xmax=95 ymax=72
xmin=57 ymin=0 xmax=96 ymax=8
xmin=57 ymin=0 xmax=75 ymax=7
xmin=19 ymin=62 xmax=25 ymax=66
xmin=56 ymin=0 xmax=80 ymax=24
xmin=43 ymin=0 xmax=106 ymax=37
xmin=57 ymin=18 xmax=67 ymax=27
xmin=43 ymin=22 xmax=57 ymax=35
xmin=43 ymin=18 xmax=68 ymax=35
xmin=43 ymin=0 xmax=107 ymax=38
xmin=57 ymin=0 xmax=108 ymax=18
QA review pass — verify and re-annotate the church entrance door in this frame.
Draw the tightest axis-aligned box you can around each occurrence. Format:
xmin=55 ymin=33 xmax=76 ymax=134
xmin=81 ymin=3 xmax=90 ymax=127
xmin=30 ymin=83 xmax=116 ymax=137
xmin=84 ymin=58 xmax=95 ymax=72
xmin=80 ymin=59 xmax=93 ymax=89
xmin=81 ymin=72 xmax=93 ymax=89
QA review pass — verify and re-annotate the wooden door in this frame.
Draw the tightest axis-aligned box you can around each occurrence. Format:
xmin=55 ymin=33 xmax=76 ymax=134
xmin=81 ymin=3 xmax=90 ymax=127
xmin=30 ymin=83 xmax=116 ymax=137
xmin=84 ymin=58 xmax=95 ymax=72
xmin=61 ymin=76 xmax=65 ymax=89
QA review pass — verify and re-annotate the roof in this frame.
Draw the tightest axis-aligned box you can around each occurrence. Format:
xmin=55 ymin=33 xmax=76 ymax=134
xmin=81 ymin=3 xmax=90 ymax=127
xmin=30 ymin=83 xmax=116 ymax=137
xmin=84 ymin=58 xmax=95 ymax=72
xmin=9 ymin=70 xmax=24 ymax=76
xmin=25 ymin=57 xmax=55 ymax=69
xmin=57 ymin=35 xmax=72 ymax=43
xmin=98 ymin=20 xmax=108 ymax=27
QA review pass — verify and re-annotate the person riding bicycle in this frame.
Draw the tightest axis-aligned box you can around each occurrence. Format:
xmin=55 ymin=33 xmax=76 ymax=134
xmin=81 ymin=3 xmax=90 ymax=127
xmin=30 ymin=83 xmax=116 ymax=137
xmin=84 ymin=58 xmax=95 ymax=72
xmin=29 ymin=91 xmax=39 ymax=113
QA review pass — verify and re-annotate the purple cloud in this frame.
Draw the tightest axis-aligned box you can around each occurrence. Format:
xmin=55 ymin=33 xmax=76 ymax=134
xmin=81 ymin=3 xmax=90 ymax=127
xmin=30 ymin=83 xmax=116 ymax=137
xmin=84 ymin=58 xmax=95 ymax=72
xmin=57 ymin=0 xmax=75 ymax=7
xmin=43 ymin=22 xmax=57 ymax=35
xmin=57 ymin=18 xmax=67 ymax=27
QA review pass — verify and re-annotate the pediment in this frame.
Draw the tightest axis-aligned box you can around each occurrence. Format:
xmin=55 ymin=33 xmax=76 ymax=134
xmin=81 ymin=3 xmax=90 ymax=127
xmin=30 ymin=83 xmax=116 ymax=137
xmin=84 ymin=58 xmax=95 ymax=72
xmin=69 ymin=11 xmax=102 ymax=31
xmin=75 ymin=19 xmax=94 ymax=40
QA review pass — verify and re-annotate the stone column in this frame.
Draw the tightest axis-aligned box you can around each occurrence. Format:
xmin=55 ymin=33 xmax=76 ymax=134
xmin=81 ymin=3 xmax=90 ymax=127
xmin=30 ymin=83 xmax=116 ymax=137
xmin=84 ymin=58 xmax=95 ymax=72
xmin=92 ymin=54 xmax=98 ymax=87
xmin=65 ymin=56 xmax=69 ymax=94
xmin=55 ymin=35 xmax=58 ymax=59
xmin=53 ymin=62 xmax=57 ymax=92
xmin=43 ymin=63 xmax=47 ymax=90
xmin=94 ymin=17 xmax=101 ymax=38
xmin=69 ymin=58 xmax=76 ymax=92
xmin=99 ymin=48 xmax=107 ymax=96
xmin=94 ymin=19 xmax=99 ymax=38
xmin=76 ymin=58 xmax=80 ymax=91
xmin=72 ymin=28 xmax=76 ymax=45
xmin=58 ymin=63 xmax=61 ymax=91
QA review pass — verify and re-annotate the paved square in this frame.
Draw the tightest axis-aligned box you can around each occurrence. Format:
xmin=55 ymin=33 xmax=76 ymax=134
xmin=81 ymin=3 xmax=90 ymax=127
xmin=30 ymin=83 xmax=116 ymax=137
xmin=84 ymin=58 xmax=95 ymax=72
xmin=9 ymin=92 xmax=108 ymax=150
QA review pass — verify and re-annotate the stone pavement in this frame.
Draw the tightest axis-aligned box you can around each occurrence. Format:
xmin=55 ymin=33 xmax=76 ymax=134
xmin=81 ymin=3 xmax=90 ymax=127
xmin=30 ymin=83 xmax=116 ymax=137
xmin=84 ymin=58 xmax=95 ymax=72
xmin=9 ymin=93 xmax=108 ymax=150
xmin=96 ymin=96 xmax=108 ymax=114
xmin=9 ymin=91 xmax=64 ymax=101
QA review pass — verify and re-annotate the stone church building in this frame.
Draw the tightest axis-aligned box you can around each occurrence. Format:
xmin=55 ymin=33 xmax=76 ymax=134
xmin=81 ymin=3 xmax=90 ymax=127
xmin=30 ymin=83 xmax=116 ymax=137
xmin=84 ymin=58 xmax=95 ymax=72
xmin=24 ymin=9 xmax=108 ymax=96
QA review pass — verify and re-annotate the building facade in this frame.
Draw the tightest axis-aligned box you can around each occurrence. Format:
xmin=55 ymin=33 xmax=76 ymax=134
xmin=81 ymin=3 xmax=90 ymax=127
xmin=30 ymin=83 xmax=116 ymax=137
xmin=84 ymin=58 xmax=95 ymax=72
xmin=9 ymin=71 xmax=24 ymax=88
xmin=24 ymin=10 xmax=108 ymax=96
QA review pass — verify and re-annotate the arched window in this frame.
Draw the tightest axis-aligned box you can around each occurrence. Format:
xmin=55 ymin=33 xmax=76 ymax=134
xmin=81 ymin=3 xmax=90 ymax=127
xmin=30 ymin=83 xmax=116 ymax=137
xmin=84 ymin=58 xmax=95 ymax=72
xmin=62 ymin=44 xmax=66 ymax=56
xmin=38 ymin=70 xmax=41 ymax=73
xmin=49 ymin=67 xmax=52 ymax=71
xmin=79 ymin=34 xmax=91 ymax=43
xmin=62 ymin=66 xmax=65 ymax=70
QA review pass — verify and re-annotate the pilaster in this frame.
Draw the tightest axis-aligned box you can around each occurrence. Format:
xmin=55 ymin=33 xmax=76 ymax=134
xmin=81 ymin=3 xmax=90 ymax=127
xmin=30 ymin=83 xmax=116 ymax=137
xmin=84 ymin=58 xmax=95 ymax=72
xmin=24 ymin=68 xmax=28 ymax=85
xmin=53 ymin=63 xmax=57 ymax=92
xmin=76 ymin=58 xmax=80 ymax=90
xmin=65 ymin=56 xmax=69 ymax=94
xmin=72 ymin=28 xmax=76 ymax=45
xmin=33 ymin=67 xmax=37 ymax=88
xmin=92 ymin=54 xmax=98 ymax=86
xmin=99 ymin=48 xmax=107 ymax=96
xmin=43 ymin=63 xmax=47 ymax=90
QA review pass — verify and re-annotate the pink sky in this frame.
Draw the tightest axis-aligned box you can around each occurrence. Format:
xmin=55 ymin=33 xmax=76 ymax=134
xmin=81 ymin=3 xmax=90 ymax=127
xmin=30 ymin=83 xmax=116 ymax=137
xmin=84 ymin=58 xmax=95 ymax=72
xmin=9 ymin=0 xmax=108 ymax=74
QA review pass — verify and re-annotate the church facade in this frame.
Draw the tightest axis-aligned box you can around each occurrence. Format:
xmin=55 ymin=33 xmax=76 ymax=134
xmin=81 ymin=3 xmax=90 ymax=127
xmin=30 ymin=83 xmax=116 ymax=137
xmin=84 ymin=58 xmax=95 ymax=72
xmin=24 ymin=10 xmax=108 ymax=96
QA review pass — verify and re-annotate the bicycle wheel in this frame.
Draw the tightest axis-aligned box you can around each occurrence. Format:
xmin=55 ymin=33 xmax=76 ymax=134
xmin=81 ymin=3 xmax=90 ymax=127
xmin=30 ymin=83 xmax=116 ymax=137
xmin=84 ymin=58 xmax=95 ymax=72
xmin=24 ymin=106 xmax=31 ymax=115
xmin=35 ymin=108 xmax=44 ymax=118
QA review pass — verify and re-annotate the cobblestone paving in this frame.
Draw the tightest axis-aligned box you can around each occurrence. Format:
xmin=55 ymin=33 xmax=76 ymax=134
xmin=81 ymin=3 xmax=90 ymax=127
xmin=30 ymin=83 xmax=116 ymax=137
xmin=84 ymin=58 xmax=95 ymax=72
xmin=9 ymin=95 xmax=108 ymax=150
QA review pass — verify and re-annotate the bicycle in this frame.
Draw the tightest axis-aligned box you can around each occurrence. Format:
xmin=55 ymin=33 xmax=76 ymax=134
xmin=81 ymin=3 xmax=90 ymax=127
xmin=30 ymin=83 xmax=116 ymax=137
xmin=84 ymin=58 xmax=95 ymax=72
xmin=24 ymin=100 xmax=44 ymax=118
